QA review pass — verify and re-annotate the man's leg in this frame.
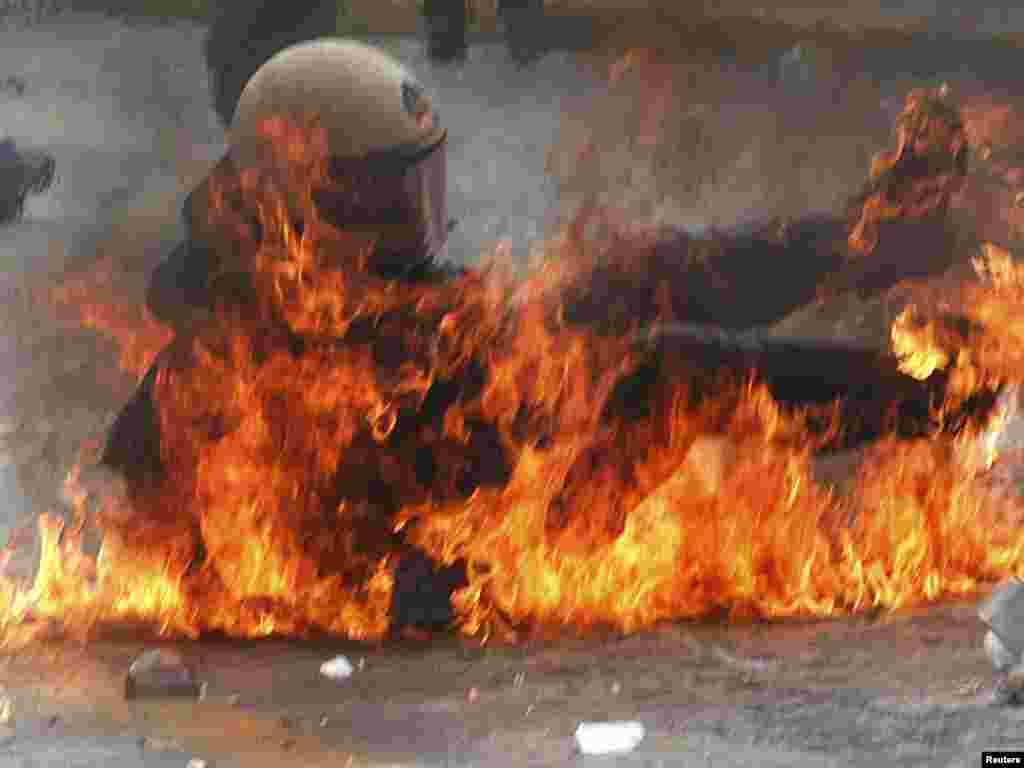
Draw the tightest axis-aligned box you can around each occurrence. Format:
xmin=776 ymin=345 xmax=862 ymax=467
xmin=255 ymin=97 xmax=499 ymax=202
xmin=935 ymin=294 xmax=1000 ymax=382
xmin=422 ymin=0 xmax=468 ymax=64
xmin=498 ymin=0 xmax=544 ymax=65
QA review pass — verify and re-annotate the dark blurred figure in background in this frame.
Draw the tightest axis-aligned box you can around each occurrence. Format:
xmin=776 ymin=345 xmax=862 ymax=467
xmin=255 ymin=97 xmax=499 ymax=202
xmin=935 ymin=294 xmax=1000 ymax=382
xmin=498 ymin=0 xmax=544 ymax=66
xmin=421 ymin=0 xmax=469 ymax=64
xmin=420 ymin=0 xmax=547 ymax=67
xmin=203 ymin=0 xmax=339 ymax=127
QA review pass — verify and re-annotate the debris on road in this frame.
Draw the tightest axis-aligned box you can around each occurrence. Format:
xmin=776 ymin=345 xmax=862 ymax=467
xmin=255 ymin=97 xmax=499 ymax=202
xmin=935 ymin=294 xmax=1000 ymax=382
xmin=574 ymin=721 xmax=646 ymax=756
xmin=125 ymin=649 xmax=202 ymax=700
xmin=140 ymin=736 xmax=183 ymax=753
xmin=186 ymin=759 xmax=208 ymax=768
xmin=710 ymin=644 xmax=778 ymax=676
xmin=320 ymin=655 xmax=355 ymax=681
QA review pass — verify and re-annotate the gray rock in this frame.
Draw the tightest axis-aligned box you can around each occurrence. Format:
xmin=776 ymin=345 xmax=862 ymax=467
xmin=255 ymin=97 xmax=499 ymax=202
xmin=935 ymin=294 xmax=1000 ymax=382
xmin=125 ymin=649 xmax=201 ymax=701
xmin=979 ymin=579 xmax=1024 ymax=661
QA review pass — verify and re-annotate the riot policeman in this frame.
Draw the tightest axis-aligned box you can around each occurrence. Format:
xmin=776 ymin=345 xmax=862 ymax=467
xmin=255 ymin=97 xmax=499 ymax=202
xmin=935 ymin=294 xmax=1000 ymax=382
xmin=149 ymin=39 xmax=453 ymax=326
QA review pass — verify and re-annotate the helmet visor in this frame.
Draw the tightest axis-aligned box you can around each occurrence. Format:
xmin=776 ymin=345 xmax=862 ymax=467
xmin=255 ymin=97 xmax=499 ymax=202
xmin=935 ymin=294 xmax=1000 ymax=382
xmin=316 ymin=134 xmax=448 ymax=277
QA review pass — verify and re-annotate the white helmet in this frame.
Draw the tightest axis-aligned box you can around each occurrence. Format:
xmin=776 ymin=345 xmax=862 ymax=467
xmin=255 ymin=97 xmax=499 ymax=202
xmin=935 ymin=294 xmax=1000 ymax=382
xmin=231 ymin=38 xmax=445 ymax=164
xmin=222 ymin=39 xmax=449 ymax=276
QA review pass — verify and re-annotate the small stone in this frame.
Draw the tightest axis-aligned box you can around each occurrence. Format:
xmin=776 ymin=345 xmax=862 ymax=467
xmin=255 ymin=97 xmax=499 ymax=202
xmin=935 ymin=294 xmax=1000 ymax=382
xmin=125 ymin=649 xmax=201 ymax=700
xmin=226 ymin=693 xmax=241 ymax=706
xmin=319 ymin=655 xmax=354 ymax=681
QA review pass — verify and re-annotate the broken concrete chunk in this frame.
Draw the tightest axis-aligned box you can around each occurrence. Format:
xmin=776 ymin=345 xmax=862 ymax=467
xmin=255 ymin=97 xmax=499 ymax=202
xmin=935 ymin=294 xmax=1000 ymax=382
xmin=979 ymin=579 xmax=1024 ymax=660
xmin=125 ymin=649 xmax=201 ymax=700
xmin=574 ymin=721 xmax=645 ymax=756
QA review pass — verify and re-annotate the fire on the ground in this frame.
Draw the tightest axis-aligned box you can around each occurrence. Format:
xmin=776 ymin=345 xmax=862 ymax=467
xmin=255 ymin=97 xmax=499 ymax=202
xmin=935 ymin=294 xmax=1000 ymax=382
xmin=3 ymin=64 xmax=1024 ymax=646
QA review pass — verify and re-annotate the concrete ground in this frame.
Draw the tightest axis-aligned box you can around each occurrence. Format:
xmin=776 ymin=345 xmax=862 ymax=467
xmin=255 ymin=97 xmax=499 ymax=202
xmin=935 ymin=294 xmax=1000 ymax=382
xmin=0 ymin=5 xmax=1023 ymax=767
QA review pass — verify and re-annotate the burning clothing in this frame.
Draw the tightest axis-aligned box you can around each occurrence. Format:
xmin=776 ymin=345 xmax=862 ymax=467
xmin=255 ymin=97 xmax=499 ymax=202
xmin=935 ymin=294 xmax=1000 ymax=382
xmin=835 ymin=87 xmax=969 ymax=296
xmin=148 ymin=137 xmax=458 ymax=331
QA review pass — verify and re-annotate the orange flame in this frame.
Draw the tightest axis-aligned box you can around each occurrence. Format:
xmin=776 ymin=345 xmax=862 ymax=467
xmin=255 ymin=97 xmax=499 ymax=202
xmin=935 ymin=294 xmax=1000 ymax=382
xmin=51 ymin=254 xmax=174 ymax=380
